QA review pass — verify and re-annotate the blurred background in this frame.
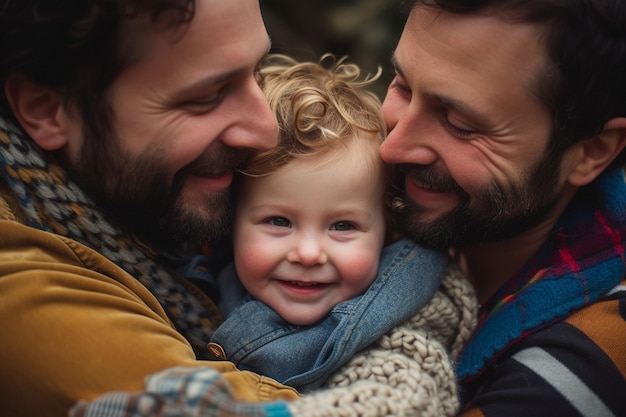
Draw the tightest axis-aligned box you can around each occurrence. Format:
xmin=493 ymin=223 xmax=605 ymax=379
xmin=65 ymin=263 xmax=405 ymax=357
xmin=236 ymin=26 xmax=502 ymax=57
xmin=260 ymin=0 xmax=408 ymax=99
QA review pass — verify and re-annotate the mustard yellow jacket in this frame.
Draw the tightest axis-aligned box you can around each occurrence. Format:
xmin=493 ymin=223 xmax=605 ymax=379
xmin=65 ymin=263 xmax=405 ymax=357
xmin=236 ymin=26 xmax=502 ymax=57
xmin=0 ymin=189 xmax=297 ymax=417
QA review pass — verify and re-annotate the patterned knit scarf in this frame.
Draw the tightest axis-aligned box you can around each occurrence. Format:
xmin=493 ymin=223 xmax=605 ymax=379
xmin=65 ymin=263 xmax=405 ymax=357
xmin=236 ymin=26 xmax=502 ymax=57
xmin=0 ymin=114 xmax=221 ymax=359
xmin=457 ymin=167 xmax=626 ymax=380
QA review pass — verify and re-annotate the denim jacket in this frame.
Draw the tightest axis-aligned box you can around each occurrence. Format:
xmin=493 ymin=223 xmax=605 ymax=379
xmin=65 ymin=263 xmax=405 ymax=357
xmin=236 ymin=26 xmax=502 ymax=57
xmin=208 ymin=239 xmax=448 ymax=392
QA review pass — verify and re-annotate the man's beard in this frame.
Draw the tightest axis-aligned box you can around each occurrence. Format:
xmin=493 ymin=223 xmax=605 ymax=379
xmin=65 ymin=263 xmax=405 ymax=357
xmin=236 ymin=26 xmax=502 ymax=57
xmin=67 ymin=129 xmax=248 ymax=249
xmin=395 ymin=151 xmax=562 ymax=251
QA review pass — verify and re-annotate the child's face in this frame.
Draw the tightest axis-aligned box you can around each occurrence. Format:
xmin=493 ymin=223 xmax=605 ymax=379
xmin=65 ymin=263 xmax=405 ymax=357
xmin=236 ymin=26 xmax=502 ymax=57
xmin=233 ymin=137 xmax=387 ymax=326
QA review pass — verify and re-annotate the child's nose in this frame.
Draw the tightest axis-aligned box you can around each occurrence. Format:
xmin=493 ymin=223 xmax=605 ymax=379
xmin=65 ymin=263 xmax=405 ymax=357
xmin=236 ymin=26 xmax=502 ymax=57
xmin=287 ymin=234 xmax=328 ymax=266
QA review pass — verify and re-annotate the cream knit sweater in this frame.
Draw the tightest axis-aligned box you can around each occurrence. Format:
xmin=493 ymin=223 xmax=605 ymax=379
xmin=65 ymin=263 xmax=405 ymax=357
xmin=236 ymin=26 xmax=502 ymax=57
xmin=288 ymin=262 xmax=478 ymax=417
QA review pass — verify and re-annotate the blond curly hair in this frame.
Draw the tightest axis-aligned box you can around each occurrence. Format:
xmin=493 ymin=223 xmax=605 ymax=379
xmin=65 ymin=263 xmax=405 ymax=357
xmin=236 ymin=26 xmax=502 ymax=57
xmin=243 ymin=53 xmax=386 ymax=176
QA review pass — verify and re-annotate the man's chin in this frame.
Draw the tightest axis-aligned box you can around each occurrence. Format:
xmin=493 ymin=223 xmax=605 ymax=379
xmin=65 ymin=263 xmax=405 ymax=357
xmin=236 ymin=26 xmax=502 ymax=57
xmin=162 ymin=213 xmax=232 ymax=246
xmin=400 ymin=219 xmax=452 ymax=251
xmin=101 ymin=188 xmax=234 ymax=248
xmin=159 ymin=193 xmax=234 ymax=246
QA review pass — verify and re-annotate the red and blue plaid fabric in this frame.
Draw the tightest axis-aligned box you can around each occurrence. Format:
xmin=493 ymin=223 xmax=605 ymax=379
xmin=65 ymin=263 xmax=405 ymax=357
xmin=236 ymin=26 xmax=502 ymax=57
xmin=457 ymin=168 xmax=626 ymax=381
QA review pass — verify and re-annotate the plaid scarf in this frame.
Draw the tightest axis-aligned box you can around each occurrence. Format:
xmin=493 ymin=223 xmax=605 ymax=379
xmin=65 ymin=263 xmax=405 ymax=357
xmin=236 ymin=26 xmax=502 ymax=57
xmin=0 ymin=115 xmax=221 ymax=359
xmin=457 ymin=167 xmax=626 ymax=380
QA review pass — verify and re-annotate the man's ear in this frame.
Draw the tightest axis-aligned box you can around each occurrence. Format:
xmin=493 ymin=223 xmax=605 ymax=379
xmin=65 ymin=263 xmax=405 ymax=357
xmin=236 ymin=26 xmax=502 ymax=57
xmin=4 ymin=76 xmax=74 ymax=151
xmin=567 ymin=117 xmax=626 ymax=187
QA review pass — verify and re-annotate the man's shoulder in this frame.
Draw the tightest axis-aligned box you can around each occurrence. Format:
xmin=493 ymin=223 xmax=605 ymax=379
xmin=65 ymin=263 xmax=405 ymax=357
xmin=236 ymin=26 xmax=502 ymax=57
xmin=462 ymin=286 xmax=626 ymax=417
xmin=0 ymin=199 xmax=154 ymax=300
xmin=512 ymin=284 xmax=626 ymax=395
xmin=516 ymin=282 xmax=626 ymax=365
xmin=562 ymin=280 xmax=626 ymax=365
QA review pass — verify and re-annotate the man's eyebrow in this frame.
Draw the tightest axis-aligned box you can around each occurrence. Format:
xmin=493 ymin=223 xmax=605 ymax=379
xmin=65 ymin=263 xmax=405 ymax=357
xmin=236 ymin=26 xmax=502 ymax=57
xmin=390 ymin=54 xmax=491 ymax=127
xmin=172 ymin=37 xmax=272 ymax=100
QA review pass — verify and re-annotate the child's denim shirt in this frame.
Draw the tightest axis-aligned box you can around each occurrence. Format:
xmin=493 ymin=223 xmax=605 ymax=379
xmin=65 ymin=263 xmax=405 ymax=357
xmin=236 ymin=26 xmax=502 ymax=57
xmin=208 ymin=239 xmax=448 ymax=392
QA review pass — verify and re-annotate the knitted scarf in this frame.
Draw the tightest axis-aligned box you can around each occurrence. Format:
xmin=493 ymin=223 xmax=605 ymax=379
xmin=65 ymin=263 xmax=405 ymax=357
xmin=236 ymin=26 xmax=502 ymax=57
xmin=0 ymin=114 xmax=221 ymax=359
xmin=457 ymin=167 xmax=626 ymax=380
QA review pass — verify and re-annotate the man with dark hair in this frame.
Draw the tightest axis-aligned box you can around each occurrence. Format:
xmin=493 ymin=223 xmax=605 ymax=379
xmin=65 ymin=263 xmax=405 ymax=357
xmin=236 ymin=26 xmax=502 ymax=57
xmin=380 ymin=0 xmax=626 ymax=415
xmin=0 ymin=1 xmax=299 ymax=415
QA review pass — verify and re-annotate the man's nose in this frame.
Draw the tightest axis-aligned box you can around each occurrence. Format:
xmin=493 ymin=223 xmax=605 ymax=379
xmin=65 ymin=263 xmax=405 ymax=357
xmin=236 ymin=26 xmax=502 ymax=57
xmin=221 ymin=76 xmax=278 ymax=152
xmin=379 ymin=110 xmax=438 ymax=166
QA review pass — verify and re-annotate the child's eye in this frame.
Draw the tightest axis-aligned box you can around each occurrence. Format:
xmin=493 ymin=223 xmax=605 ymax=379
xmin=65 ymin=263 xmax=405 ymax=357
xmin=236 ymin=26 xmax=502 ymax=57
xmin=267 ymin=217 xmax=291 ymax=228
xmin=330 ymin=221 xmax=354 ymax=231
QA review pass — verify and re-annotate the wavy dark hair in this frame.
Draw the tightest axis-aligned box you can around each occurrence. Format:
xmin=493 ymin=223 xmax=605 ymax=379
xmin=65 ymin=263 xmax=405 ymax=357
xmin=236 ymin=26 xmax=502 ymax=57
xmin=401 ymin=0 xmax=626 ymax=168
xmin=0 ymin=0 xmax=195 ymax=139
